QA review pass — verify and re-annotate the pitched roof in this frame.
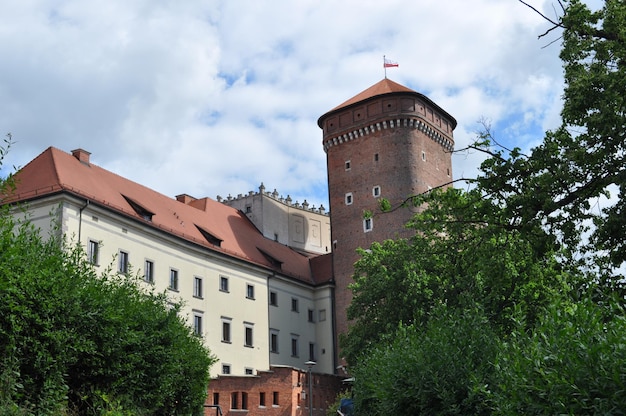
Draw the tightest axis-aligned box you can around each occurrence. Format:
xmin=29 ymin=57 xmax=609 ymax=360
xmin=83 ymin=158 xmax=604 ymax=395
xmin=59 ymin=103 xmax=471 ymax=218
xmin=7 ymin=147 xmax=326 ymax=284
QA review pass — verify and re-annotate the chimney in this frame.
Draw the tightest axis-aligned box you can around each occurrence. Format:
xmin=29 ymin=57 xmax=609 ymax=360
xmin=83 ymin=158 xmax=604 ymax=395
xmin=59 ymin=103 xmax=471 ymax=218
xmin=71 ymin=149 xmax=91 ymax=165
xmin=176 ymin=194 xmax=197 ymax=204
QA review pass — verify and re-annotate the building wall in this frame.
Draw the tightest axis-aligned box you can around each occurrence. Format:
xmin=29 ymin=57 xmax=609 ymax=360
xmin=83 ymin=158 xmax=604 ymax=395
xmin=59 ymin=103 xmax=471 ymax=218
xmin=16 ymin=194 xmax=334 ymax=379
xmin=206 ymin=365 xmax=345 ymax=416
xmin=221 ymin=185 xmax=331 ymax=255
xmin=267 ymin=276 xmax=335 ymax=375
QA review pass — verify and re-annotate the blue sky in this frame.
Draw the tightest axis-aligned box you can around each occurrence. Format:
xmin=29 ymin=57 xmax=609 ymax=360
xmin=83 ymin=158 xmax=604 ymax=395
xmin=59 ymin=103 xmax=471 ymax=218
xmin=0 ymin=0 xmax=603 ymax=210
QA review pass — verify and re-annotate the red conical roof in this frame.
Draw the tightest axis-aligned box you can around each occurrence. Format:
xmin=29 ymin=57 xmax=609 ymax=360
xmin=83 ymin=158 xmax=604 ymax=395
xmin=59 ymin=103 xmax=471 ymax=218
xmin=329 ymin=78 xmax=415 ymax=112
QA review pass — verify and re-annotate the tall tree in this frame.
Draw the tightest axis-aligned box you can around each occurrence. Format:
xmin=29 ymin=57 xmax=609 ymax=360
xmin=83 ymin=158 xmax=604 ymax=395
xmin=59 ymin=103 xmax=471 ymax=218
xmin=344 ymin=0 xmax=626 ymax=413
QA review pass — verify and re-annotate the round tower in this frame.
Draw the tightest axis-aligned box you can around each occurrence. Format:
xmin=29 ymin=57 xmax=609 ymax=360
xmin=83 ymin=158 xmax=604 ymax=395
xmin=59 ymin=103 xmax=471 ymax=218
xmin=318 ymin=78 xmax=457 ymax=363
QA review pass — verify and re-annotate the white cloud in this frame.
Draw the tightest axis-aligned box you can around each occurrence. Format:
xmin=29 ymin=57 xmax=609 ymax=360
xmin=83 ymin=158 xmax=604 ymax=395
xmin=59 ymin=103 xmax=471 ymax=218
xmin=0 ymin=0 xmax=594 ymax=209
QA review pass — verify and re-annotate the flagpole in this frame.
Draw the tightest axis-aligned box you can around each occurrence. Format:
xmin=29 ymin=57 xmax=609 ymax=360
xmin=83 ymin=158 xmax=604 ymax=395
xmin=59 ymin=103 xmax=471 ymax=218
xmin=383 ymin=55 xmax=387 ymax=78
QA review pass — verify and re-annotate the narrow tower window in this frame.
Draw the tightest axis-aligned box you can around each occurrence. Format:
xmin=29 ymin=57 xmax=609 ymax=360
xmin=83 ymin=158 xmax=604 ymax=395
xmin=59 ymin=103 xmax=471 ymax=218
xmin=372 ymin=186 xmax=381 ymax=197
xmin=363 ymin=218 xmax=373 ymax=232
xmin=345 ymin=193 xmax=353 ymax=205
xmin=345 ymin=160 xmax=351 ymax=171
xmin=422 ymin=151 xmax=426 ymax=161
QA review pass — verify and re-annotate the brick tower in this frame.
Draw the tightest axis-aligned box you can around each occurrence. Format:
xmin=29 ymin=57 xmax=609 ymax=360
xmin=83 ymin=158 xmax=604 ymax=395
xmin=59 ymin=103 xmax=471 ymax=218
xmin=317 ymin=78 xmax=456 ymax=364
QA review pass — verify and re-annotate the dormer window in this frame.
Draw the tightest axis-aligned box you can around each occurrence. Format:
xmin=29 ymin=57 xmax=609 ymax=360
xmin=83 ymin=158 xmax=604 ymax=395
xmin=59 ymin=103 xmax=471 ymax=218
xmin=121 ymin=195 xmax=154 ymax=221
xmin=195 ymin=225 xmax=223 ymax=247
xmin=258 ymin=248 xmax=282 ymax=269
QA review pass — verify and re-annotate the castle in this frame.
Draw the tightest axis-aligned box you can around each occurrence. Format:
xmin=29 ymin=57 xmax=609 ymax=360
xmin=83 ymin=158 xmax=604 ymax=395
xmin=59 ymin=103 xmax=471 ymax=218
xmin=5 ymin=78 xmax=455 ymax=415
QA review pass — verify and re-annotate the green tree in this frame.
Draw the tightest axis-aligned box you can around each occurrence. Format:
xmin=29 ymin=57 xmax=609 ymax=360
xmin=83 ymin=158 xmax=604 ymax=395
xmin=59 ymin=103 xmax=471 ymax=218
xmin=344 ymin=0 xmax=626 ymax=413
xmin=0 ymin=137 xmax=216 ymax=415
xmin=480 ymin=0 xmax=626 ymax=276
xmin=341 ymin=188 xmax=573 ymax=366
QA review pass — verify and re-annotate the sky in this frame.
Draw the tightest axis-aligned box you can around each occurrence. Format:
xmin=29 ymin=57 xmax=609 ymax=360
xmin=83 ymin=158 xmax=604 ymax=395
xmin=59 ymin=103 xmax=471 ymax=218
xmin=0 ymin=0 xmax=604 ymax=210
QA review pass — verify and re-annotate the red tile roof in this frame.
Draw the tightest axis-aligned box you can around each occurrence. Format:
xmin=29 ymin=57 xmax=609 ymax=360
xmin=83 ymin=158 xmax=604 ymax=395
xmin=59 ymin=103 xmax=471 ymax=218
xmin=329 ymin=78 xmax=416 ymax=112
xmin=7 ymin=147 xmax=328 ymax=285
xmin=318 ymin=78 xmax=457 ymax=129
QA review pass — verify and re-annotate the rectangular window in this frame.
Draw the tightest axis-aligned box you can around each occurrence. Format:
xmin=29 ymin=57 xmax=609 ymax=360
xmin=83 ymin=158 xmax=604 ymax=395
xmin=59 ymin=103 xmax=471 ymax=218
xmin=373 ymin=185 xmax=381 ymax=197
xmin=291 ymin=336 xmax=299 ymax=357
xmin=241 ymin=392 xmax=248 ymax=410
xmin=291 ymin=298 xmax=299 ymax=312
xmin=220 ymin=276 xmax=229 ymax=292
xmin=118 ymin=250 xmax=129 ymax=274
xmin=222 ymin=319 xmax=231 ymax=343
xmin=345 ymin=160 xmax=351 ymax=171
xmin=364 ymin=217 xmax=373 ymax=232
xmin=213 ymin=392 xmax=219 ymax=406
xmin=169 ymin=269 xmax=179 ymax=291
xmin=273 ymin=392 xmax=279 ymax=406
xmin=193 ymin=276 xmax=203 ymax=298
xmin=246 ymin=284 xmax=255 ymax=299
xmin=319 ymin=309 xmax=327 ymax=322
xmin=193 ymin=314 xmax=202 ymax=337
xmin=245 ymin=325 xmax=254 ymax=347
xmin=345 ymin=192 xmax=353 ymax=205
xmin=259 ymin=392 xmax=266 ymax=407
xmin=422 ymin=151 xmax=426 ymax=161
xmin=222 ymin=364 xmax=231 ymax=375
xmin=308 ymin=309 xmax=315 ymax=323
xmin=270 ymin=291 xmax=278 ymax=306
xmin=374 ymin=153 xmax=379 ymax=162
xmin=144 ymin=260 xmax=154 ymax=283
xmin=230 ymin=392 xmax=238 ymax=409
xmin=245 ymin=368 xmax=253 ymax=375
xmin=270 ymin=330 xmax=279 ymax=353
xmin=309 ymin=342 xmax=316 ymax=362
xmin=88 ymin=240 xmax=99 ymax=265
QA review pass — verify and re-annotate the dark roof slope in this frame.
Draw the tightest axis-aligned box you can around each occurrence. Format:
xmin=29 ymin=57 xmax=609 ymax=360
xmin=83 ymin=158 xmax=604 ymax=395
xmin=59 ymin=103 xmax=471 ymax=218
xmin=7 ymin=147 xmax=319 ymax=284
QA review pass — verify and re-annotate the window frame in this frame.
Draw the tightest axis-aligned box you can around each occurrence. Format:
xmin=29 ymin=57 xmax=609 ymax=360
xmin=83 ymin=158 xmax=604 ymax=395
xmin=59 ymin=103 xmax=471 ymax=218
xmin=88 ymin=240 xmax=99 ymax=265
xmin=270 ymin=330 xmax=279 ymax=353
xmin=291 ymin=336 xmax=299 ymax=357
xmin=193 ymin=276 xmax=203 ymax=298
xmin=144 ymin=259 xmax=154 ymax=283
xmin=246 ymin=284 xmax=255 ymax=300
xmin=118 ymin=250 xmax=129 ymax=274
xmin=364 ymin=217 xmax=373 ymax=232
xmin=345 ymin=192 xmax=353 ymax=205
xmin=222 ymin=318 xmax=232 ymax=343
xmin=193 ymin=314 xmax=203 ymax=337
xmin=169 ymin=268 xmax=179 ymax=291
xmin=220 ymin=276 xmax=229 ymax=292
xmin=244 ymin=323 xmax=254 ymax=348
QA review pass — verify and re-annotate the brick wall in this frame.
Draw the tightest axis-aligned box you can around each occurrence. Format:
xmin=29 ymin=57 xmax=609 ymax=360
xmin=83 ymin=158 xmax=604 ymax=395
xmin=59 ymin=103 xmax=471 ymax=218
xmin=206 ymin=366 xmax=345 ymax=416
xmin=321 ymin=92 xmax=455 ymax=363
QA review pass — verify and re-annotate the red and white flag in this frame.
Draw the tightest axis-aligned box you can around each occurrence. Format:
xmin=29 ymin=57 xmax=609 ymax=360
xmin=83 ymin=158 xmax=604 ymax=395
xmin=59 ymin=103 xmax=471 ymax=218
xmin=383 ymin=57 xmax=399 ymax=68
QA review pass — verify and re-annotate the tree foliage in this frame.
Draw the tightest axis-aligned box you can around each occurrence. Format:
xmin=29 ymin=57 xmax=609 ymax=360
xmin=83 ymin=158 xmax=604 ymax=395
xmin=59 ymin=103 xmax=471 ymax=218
xmin=0 ymin=137 xmax=216 ymax=415
xmin=343 ymin=0 xmax=626 ymax=414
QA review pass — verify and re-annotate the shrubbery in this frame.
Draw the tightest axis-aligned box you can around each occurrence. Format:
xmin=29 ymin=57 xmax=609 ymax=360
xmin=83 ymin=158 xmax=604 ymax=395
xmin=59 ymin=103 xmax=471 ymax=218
xmin=0 ymin=151 xmax=216 ymax=414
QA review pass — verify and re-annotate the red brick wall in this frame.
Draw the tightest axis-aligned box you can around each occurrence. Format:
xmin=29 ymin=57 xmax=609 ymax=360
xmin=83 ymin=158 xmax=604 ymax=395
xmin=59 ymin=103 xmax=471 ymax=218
xmin=206 ymin=366 xmax=345 ymax=416
xmin=321 ymin=93 xmax=455 ymax=363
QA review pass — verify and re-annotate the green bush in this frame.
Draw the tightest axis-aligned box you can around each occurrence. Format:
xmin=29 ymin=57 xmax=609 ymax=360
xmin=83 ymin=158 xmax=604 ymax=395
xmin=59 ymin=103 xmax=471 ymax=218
xmin=492 ymin=297 xmax=626 ymax=415
xmin=0 ymin=208 xmax=216 ymax=415
xmin=351 ymin=304 xmax=497 ymax=415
